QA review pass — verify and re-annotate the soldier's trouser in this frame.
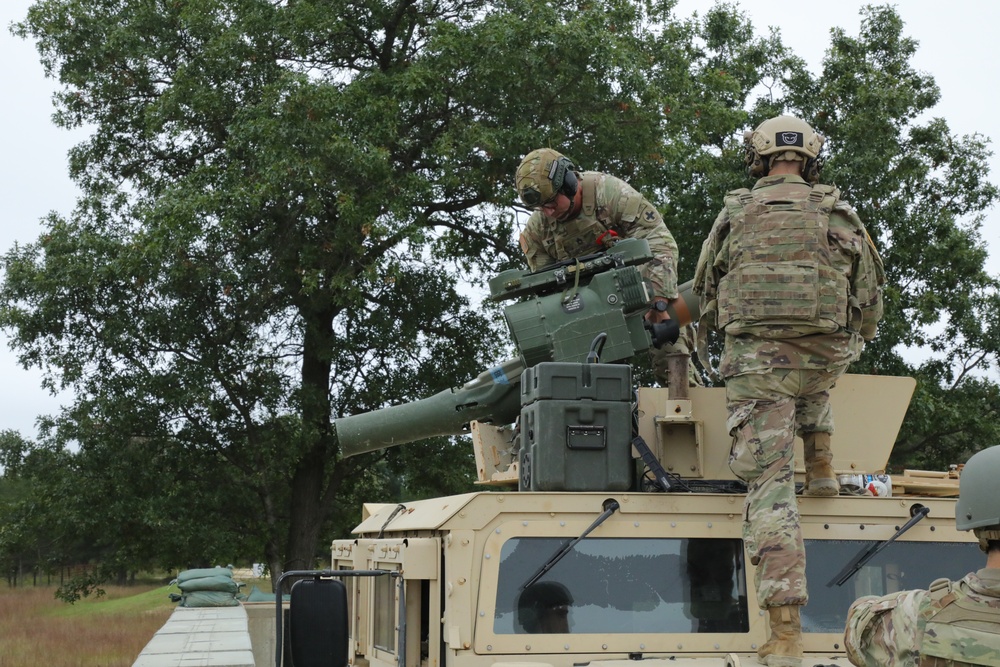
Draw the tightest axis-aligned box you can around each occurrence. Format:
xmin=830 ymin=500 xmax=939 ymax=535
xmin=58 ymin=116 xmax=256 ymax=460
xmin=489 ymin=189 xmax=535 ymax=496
xmin=651 ymin=324 xmax=703 ymax=387
xmin=725 ymin=366 xmax=846 ymax=608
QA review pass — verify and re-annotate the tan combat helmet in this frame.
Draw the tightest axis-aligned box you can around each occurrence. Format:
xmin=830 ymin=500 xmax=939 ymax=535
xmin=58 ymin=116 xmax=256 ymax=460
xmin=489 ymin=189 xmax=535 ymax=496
xmin=955 ymin=445 xmax=1000 ymax=551
xmin=515 ymin=148 xmax=579 ymax=209
xmin=744 ymin=115 xmax=825 ymax=182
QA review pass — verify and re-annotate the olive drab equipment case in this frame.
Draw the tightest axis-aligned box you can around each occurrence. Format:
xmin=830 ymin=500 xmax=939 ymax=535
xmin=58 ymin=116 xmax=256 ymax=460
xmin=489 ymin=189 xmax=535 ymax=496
xmin=518 ymin=361 xmax=633 ymax=491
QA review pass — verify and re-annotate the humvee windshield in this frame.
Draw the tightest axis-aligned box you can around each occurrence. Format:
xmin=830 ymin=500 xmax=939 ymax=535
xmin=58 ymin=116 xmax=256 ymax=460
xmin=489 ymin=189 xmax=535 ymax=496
xmin=492 ymin=537 xmax=983 ymax=636
xmin=493 ymin=537 xmax=749 ymax=634
xmin=803 ymin=539 xmax=983 ymax=632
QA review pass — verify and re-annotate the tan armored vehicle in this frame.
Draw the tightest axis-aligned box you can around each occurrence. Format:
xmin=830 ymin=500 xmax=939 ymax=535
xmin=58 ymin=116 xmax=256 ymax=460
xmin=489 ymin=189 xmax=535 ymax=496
xmin=279 ymin=239 xmax=978 ymax=667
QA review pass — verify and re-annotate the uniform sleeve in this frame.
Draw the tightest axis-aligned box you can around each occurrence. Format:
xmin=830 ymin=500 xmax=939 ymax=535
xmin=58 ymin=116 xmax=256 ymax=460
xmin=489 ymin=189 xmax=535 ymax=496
xmin=844 ymin=589 xmax=927 ymax=667
xmin=692 ymin=208 xmax=730 ymax=328
xmin=607 ymin=179 xmax=678 ymax=299
xmin=833 ymin=203 xmax=885 ymax=341
xmin=518 ymin=213 xmax=556 ymax=272
xmin=855 ymin=225 xmax=885 ymax=341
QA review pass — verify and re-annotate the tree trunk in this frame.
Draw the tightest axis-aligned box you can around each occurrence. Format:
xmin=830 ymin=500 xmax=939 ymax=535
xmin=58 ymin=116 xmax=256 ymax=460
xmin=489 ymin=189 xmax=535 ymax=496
xmin=277 ymin=303 xmax=338 ymax=587
xmin=285 ymin=447 xmax=328 ymax=576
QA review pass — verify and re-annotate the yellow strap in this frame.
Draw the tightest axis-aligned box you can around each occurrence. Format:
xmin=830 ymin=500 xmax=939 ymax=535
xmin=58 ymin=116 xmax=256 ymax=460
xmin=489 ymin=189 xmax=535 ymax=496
xmin=561 ymin=258 xmax=584 ymax=304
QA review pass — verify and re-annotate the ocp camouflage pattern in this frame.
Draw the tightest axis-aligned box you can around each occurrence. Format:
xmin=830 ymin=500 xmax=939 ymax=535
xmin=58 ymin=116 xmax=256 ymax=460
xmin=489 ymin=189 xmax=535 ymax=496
xmin=519 ymin=170 xmax=693 ymax=386
xmin=694 ymin=173 xmax=885 ymax=378
xmin=845 ymin=568 xmax=1000 ymax=667
xmin=694 ymin=172 xmax=884 ymax=612
xmin=726 ymin=367 xmax=846 ymax=607
xmin=519 ymin=171 xmax=679 ymax=299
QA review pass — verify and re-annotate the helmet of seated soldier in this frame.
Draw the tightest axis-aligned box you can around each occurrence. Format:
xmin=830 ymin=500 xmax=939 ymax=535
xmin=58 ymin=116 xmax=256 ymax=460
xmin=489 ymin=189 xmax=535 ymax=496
xmin=516 ymin=581 xmax=573 ymax=633
xmin=955 ymin=445 xmax=1000 ymax=550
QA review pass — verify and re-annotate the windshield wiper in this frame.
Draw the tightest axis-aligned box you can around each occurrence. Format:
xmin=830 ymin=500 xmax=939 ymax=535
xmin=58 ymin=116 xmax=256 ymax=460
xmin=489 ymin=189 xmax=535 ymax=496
xmin=827 ymin=504 xmax=930 ymax=587
xmin=521 ymin=499 xmax=620 ymax=590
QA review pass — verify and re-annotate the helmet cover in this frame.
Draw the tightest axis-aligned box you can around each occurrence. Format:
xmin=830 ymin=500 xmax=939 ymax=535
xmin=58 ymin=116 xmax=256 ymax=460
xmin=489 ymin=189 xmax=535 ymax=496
xmin=516 ymin=148 xmax=577 ymax=208
xmin=955 ymin=445 xmax=1000 ymax=532
xmin=744 ymin=115 xmax=825 ymax=181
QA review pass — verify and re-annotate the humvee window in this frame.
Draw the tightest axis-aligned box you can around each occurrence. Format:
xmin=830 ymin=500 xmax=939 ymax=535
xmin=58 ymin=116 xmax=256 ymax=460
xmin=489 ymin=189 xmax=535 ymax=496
xmin=373 ymin=570 xmax=396 ymax=652
xmin=493 ymin=537 xmax=749 ymax=634
xmin=803 ymin=539 xmax=982 ymax=632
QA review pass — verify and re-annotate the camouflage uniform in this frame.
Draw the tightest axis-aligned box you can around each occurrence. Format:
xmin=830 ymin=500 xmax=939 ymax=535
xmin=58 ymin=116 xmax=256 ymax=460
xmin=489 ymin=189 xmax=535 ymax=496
xmin=844 ymin=568 xmax=1000 ymax=667
xmin=693 ymin=173 xmax=884 ymax=608
xmin=519 ymin=170 xmax=700 ymax=386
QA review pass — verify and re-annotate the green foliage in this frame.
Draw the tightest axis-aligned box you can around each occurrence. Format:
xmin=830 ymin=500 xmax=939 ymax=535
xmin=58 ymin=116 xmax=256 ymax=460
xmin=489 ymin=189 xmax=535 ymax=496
xmin=2 ymin=0 xmax=998 ymax=579
xmin=54 ymin=572 xmax=106 ymax=605
xmin=47 ymin=584 xmax=175 ymax=618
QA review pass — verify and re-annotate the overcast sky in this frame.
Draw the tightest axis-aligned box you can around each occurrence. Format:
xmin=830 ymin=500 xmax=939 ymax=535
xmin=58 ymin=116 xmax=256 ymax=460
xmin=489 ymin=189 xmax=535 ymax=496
xmin=1 ymin=0 xmax=998 ymax=440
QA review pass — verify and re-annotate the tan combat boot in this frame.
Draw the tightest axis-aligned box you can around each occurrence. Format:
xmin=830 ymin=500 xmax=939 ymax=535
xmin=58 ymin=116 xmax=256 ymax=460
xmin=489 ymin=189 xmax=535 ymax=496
xmin=802 ymin=431 xmax=839 ymax=496
xmin=758 ymin=605 xmax=803 ymax=666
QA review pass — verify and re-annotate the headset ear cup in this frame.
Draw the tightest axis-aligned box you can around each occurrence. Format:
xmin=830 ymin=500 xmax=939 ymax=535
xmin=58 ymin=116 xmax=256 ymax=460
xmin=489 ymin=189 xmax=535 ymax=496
xmin=803 ymin=158 xmax=815 ymax=182
xmin=744 ymin=134 xmax=769 ymax=180
xmin=560 ymin=165 xmax=578 ymax=197
xmin=746 ymin=154 xmax=768 ymax=179
xmin=802 ymin=156 xmax=824 ymax=183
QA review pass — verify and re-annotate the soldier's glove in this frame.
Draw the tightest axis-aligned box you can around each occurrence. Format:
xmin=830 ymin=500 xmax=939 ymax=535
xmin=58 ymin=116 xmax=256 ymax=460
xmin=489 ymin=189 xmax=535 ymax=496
xmin=645 ymin=319 xmax=679 ymax=348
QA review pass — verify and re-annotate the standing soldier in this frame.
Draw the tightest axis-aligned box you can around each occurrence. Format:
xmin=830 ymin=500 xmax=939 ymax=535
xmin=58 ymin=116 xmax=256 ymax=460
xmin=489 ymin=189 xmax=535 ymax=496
xmin=844 ymin=445 xmax=1000 ymax=666
xmin=515 ymin=148 xmax=701 ymax=387
xmin=693 ymin=115 xmax=885 ymax=666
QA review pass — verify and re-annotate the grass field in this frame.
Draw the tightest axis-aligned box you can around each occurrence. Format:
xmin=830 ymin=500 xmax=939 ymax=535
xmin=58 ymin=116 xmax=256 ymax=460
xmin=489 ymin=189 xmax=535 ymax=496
xmin=0 ymin=583 xmax=175 ymax=667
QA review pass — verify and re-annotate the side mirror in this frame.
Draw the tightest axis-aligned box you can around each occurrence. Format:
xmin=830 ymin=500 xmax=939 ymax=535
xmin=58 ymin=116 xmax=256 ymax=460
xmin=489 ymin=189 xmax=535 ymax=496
xmin=288 ymin=578 xmax=349 ymax=667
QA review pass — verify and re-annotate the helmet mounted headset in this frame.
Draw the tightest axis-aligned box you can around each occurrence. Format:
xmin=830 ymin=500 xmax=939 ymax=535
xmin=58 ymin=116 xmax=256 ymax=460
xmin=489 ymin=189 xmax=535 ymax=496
xmin=516 ymin=148 xmax=579 ymax=210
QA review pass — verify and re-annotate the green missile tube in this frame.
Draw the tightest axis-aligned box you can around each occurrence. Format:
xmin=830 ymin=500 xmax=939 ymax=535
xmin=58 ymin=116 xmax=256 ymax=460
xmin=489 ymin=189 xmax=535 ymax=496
xmin=336 ymin=358 xmax=525 ymax=459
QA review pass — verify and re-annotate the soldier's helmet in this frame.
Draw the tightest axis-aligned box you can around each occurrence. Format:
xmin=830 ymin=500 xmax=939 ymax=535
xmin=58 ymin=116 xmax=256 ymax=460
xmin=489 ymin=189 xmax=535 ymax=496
xmin=744 ymin=115 xmax=825 ymax=183
xmin=516 ymin=581 xmax=574 ymax=633
xmin=516 ymin=148 xmax=579 ymax=209
xmin=955 ymin=445 xmax=1000 ymax=551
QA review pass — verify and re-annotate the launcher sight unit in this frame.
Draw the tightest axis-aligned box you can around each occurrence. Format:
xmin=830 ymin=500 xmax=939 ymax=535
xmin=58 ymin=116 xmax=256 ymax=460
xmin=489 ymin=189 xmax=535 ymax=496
xmin=488 ymin=238 xmax=689 ymax=364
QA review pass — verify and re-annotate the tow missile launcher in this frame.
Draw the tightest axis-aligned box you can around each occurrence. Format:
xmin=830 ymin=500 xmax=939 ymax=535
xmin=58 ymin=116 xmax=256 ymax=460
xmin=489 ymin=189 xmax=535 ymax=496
xmin=292 ymin=362 xmax=983 ymax=667
xmin=334 ymin=238 xmax=695 ymax=459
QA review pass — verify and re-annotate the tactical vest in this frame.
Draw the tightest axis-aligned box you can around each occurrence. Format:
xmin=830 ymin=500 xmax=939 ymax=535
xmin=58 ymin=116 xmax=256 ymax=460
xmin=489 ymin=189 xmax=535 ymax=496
xmin=716 ymin=183 xmax=851 ymax=338
xmin=919 ymin=578 xmax=1000 ymax=667
xmin=544 ymin=172 xmax=644 ymax=258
